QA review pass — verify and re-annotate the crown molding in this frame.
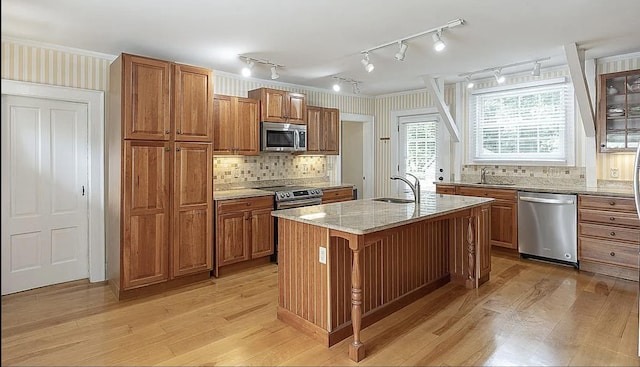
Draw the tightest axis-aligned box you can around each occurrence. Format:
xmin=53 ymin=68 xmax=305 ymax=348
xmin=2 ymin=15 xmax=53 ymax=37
xmin=596 ymin=51 xmax=640 ymax=64
xmin=1 ymin=36 xmax=117 ymax=61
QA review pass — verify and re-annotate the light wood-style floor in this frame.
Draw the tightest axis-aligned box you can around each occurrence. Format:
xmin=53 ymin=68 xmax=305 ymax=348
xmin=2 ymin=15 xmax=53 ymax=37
xmin=2 ymin=250 xmax=639 ymax=366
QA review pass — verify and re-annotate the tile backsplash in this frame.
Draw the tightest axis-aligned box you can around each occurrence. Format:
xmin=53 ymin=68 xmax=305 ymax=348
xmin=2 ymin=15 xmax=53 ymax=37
xmin=214 ymin=154 xmax=329 ymax=186
xmin=461 ymin=165 xmax=586 ymax=187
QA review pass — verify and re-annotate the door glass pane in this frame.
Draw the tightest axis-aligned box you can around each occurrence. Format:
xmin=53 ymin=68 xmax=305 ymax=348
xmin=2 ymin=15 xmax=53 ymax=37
xmin=606 ymin=132 xmax=626 ymax=149
xmin=399 ymin=120 xmax=437 ymax=194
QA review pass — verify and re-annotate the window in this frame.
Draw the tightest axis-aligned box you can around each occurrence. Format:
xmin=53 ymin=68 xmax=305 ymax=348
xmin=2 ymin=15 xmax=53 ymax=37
xmin=469 ymin=78 xmax=574 ymax=165
xmin=398 ymin=115 xmax=438 ymax=193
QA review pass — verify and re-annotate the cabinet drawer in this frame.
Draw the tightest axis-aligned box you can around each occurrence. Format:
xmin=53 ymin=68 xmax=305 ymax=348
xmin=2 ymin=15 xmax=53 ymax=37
xmin=579 ymin=195 xmax=636 ymax=212
xmin=579 ymin=222 xmax=640 ymax=243
xmin=579 ymin=209 xmax=640 ymax=228
xmin=579 ymin=237 xmax=639 ymax=269
xmin=216 ymin=195 xmax=274 ymax=212
xmin=322 ymin=188 xmax=354 ymax=203
xmin=436 ymin=185 xmax=456 ymax=195
xmin=457 ymin=187 xmax=517 ymax=202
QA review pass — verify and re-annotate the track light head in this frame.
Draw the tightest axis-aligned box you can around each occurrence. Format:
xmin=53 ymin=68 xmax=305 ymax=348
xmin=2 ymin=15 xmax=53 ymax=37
xmin=361 ymin=53 xmax=375 ymax=73
xmin=466 ymin=76 xmax=474 ymax=89
xmin=270 ymin=65 xmax=280 ymax=80
xmin=352 ymin=82 xmax=361 ymax=94
xmin=494 ymin=69 xmax=505 ymax=84
xmin=394 ymin=42 xmax=408 ymax=61
xmin=241 ymin=59 xmax=254 ymax=77
xmin=531 ymin=61 xmax=541 ymax=77
xmin=432 ymin=31 xmax=446 ymax=52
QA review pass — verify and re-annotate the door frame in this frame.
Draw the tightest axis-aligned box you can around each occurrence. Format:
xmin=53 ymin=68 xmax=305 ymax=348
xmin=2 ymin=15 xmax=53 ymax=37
xmin=391 ymin=107 xmax=450 ymax=195
xmin=1 ymin=79 xmax=105 ymax=283
xmin=338 ymin=112 xmax=374 ymax=199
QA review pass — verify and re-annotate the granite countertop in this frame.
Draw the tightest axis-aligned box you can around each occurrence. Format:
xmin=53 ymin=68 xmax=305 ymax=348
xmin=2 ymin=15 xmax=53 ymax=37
xmin=271 ymin=192 xmax=493 ymax=235
xmin=213 ymin=182 xmax=355 ymax=201
xmin=438 ymin=182 xmax=634 ymax=198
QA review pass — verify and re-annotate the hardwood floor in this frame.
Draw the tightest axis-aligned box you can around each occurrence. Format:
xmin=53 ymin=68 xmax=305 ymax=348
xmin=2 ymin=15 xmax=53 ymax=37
xmin=2 ymin=250 xmax=639 ymax=366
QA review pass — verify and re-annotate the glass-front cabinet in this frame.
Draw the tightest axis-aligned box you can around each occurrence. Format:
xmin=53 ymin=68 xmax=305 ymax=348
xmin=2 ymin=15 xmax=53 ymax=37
xmin=598 ymin=69 xmax=640 ymax=152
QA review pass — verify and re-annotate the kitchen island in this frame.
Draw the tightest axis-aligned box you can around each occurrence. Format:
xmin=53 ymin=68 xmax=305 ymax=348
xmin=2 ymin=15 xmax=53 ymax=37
xmin=272 ymin=192 xmax=493 ymax=362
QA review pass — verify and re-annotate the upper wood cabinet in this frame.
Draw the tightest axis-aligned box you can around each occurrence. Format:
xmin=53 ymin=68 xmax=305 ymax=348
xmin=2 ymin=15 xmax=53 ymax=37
xmin=213 ymin=94 xmax=259 ymax=155
xmin=173 ymin=64 xmax=214 ymax=142
xmin=248 ymin=88 xmax=307 ymax=124
xmin=597 ymin=69 xmax=640 ymax=152
xmin=118 ymin=53 xmax=213 ymax=142
xmin=307 ymin=106 xmax=340 ymax=155
xmin=122 ymin=54 xmax=171 ymax=140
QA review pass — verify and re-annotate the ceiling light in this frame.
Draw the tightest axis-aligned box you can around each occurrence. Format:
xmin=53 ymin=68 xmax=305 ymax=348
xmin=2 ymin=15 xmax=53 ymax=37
xmin=333 ymin=80 xmax=341 ymax=92
xmin=432 ymin=30 xmax=446 ymax=52
xmin=531 ymin=61 xmax=541 ymax=77
xmin=466 ymin=76 xmax=474 ymax=89
xmin=241 ymin=60 xmax=254 ymax=77
xmin=352 ymin=82 xmax=361 ymax=94
xmin=394 ymin=42 xmax=408 ymax=61
xmin=361 ymin=53 xmax=374 ymax=73
xmin=270 ymin=65 xmax=280 ymax=80
xmin=494 ymin=69 xmax=505 ymax=84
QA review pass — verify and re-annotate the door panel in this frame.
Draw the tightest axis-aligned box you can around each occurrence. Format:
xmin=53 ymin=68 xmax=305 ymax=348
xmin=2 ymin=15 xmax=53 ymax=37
xmin=174 ymin=64 xmax=213 ymax=142
xmin=213 ymin=95 xmax=234 ymax=153
xmin=235 ymin=98 xmax=259 ymax=154
xmin=1 ymin=96 xmax=88 ymax=295
xmin=217 ymin=212 xmax=250 ymax=266
xmin=251 ymin=208 xmax=274 ymax=258
xmin=265 ymin=90 xmax=287 ymax=122
xmin=398 ymin=115 xmax=438 ymax=194
xmin=307 ymin=107 xmax=321 ymax=152
xmin=288 ymin=93 xmax=306 ymax=123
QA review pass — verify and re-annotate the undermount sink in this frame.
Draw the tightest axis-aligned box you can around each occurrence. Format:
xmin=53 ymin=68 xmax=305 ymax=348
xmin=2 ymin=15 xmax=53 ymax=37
xmin=473 ymin=182 xmax=516 ymax=186
xmin=373 ymin=197 xmax=415 ymax=204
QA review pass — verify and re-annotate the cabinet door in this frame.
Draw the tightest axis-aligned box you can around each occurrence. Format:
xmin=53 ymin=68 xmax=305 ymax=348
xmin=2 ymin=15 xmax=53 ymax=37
xmin=287 ymin=92 xmax=306 ymax=124
xmin=264 ymin=89 xmax=288 ymax=122
xmin=306 ymin=106 xmax=322 ymax=152
xmin=251 ymin=207 xmax=274 ymax=258
xmin=490 ymin=202 xmax=518 ymax=249
xmin=174 ymin=64 xmax=214 ymax=142
xmin=213 ymin=95 xmax=235 ymax=153
xmin=123 ymin=54 xmax=171 ymax=140
xmin=122 ymin=141 xmax=170 ymax=289
xmin=435 ymin=185 xmax=456 ymax=195
xmin=322 ymin=108 xmax=339 ymax=154
xmin=217 ymin=211 xmax=251 ymax=266
xmin=173 ymin=142 xmax=213 ymax=277
xmin=235 ymin=97 xmax=260 ymax=155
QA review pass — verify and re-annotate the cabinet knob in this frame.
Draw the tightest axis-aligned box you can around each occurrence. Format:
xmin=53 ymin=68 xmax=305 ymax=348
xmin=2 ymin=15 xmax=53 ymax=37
xmin=610 ymin=252 xmax=615 ymax=257
xmin=610 ymin=231 xmax=616 ymax=236
xmin=609 ymin=217 xmax=615 ymax=221
xmin=246 ymin=216 xmax=252 ymax=220
xmin=165 ymin=130 xmax=170 ymax=135
xmin=177 ymin=129 xmax=182 ymax=134
xmin=601 ymin=144 xmax=606 ymax=148
xmin=176 ymin=148 xmax=181 ymax=152
xmin=165 ymin=147 xmax=170 ymax=152
xmin=609 ymin=201 xmax=616 ymax=206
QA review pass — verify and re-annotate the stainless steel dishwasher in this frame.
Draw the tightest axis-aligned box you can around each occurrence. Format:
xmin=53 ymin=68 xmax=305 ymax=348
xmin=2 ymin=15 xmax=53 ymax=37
xmin=518 ymin=191 xmax=578 ymax=267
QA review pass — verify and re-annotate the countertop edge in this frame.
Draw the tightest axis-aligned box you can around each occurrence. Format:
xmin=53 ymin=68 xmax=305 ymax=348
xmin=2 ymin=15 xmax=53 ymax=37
xmin=436 ymin=182 xmax=633 ymax=198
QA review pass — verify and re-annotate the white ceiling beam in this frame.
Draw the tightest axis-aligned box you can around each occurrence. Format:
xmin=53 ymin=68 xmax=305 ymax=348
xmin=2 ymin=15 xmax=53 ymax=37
xmin=564 ymin=42 xmax=595 ymax=137
xmin=421 ymin=75 xmax=460 ymax=142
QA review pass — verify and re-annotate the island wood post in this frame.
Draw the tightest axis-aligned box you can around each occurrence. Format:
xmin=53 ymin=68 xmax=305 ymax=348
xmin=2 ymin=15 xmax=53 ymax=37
xmin=466 ymin=214 xmax=476 ymax=289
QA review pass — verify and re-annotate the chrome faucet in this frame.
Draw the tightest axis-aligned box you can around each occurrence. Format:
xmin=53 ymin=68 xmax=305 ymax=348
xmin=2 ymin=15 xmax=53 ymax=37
xmin=480 ymin=167 xmax=489 ymax=184
xmin=391 ymin=173 xmax=421 ymax=204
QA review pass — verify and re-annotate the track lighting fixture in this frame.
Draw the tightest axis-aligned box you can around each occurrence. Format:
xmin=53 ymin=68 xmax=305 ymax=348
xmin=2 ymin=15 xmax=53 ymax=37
xmin=270 ymin=65 xmax=280 ymax=80
xmin=432 ymin=30 xmax=446 ymax=52
xmin=332 ymin=76 xmax=362 ymax=94
xmin=531 ymin=61 xmax=541 ymax=77
xmin=458 ymin=57 xmax=549 ymax=88
xmin=394 ymin=42 xmax=408 ymax=61
xmin=352 ymin=82 xmax=361 ymax=94
xmin=466 ymin=76 xmax=474 ymax=89
xmin=361 ymin=53 xmax=374 ymax=73
xmin=494 ymin=69 xmax=506 ymax=84
xmin=358 ymin=18 xmax=464 ymax=67
xmin=241 ymin=59 xmax=254 ymax=77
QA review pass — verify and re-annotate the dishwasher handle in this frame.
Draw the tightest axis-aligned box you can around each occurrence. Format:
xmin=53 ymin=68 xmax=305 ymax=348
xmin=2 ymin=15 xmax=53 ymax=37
xmin=519 ymin=196 xmax=574 ymax=205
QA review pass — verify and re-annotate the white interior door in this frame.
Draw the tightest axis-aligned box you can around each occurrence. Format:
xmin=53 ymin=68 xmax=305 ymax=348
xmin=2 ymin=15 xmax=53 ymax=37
xmin=397 ymin=114 xmax=439 ymax=195
xmin=1 ymin=95 xmax=89 ymax=295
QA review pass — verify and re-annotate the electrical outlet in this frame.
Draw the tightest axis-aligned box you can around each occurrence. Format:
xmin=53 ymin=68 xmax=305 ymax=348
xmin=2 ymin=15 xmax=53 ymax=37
xmin=319 ymin=247 xmax=327 ymax=264
xmin=610 ymin=167 xmax=619 ymax=178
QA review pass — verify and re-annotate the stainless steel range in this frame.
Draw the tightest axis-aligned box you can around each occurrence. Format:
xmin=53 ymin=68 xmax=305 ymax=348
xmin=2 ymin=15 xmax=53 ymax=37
xmin=260 ymin=186 xmax=324 ymax=262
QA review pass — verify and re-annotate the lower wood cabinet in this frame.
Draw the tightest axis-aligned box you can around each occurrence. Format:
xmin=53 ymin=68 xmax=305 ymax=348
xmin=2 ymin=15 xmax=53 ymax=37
xmin=214 ymin=195 xmax=274 ymax=276
xmin=455 ymin=186 xmax=518 ymax=250
xmin=435 ymin=184 xmax=456 ymax=195
xmin=578 ymin=194 xmax=640 ymax=281
xmin=322 ymin=187 xmax=355 ymax=204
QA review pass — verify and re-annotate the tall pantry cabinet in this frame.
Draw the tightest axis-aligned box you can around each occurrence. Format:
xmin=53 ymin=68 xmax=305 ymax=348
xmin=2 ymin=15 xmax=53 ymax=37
xmin=107 ymin=53 xmax=214 ymax=299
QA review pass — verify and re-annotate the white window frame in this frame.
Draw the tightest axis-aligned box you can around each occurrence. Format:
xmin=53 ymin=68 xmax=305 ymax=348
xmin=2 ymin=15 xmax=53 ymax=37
xmin=469 ymin=77 xmax=575 ymax=166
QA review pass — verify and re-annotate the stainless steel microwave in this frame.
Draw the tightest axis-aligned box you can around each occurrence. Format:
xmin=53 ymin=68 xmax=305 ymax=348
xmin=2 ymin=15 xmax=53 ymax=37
xmin=261 ymin=122 xmax=307 ymax=152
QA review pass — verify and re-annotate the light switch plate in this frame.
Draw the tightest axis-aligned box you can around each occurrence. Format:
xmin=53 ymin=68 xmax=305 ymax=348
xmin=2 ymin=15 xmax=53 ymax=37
xmin=319 ymin=247 xmax=327 ymax=264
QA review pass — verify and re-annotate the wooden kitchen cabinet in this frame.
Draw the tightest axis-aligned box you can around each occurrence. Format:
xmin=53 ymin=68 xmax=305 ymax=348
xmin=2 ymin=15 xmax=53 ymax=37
xmin=322 ymin=187 xmax=355 ymax=204
xmin=214 ymin=196 xmax=274 ymax=276
xmin=107 ymin=53 xmax=214 ymax=299
xmin=457 ymin=186 xmax=518 ymax=250
xmin=248 ymin=87 xmax=307 ymax=124
xmin=597 ymin=68 xmax=640 ymax=152
xmin=435 ymin=184 xmax=456 ymax=195
xmin=213 ymin=94 xmax=259 ymax=155
xmin=307 ymin=106 xmax=340 ymax=155
xmin=578 ymin=194 xmax=640 ymax=280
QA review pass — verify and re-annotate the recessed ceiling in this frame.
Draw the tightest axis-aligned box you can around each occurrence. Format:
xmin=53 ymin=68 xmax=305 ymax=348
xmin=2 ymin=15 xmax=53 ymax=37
xmin=2 ymin=0 xmax=640 ymax=95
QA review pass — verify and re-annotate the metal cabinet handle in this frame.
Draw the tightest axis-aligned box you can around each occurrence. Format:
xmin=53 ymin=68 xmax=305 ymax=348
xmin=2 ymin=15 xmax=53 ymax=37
xmin=165 ymin=130 xmax=170 ymax=134
xmin=177 ymin=129 xmax=182 ymax=134
xmin=609 ymin=201 xmax=616 ymax=206
xmin=610 ymin=252 xmax=615 ymax=257
xmin=609 ymin=217 xmax=615 ymax=221
xmin=165 ymin=147 xmax=170 ymax=152
xmin=610 ymin=231 xmax=616 ymax=236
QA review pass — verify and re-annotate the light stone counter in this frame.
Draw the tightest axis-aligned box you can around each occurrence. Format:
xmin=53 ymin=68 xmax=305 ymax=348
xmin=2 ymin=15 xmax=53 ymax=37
xmin=213 ymin=188 xmax=273 ymax=200
xmin=306 ymin=182 xmax=355 ymax=190
xmin=439 ymin=182 xmax=634 ymax=198
xmin=271 ymin=192 xmax=493 ymax=235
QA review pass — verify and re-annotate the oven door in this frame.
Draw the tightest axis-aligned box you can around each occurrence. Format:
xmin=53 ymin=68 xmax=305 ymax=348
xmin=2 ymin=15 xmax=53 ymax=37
xmin=262 ymin=123 xmax=296 ymax=151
